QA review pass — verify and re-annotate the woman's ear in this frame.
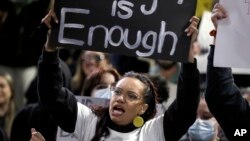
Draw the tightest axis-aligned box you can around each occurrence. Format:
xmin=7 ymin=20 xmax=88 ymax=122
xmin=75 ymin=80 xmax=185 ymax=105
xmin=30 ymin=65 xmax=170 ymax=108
xmin=139 ymin=104 xmax=148 ymax=115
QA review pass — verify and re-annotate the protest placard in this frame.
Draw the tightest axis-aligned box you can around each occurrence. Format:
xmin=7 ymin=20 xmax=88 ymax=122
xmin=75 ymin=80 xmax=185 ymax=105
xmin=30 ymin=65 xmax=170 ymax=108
xmin=50 ymin=0 xmax=197 ymax=62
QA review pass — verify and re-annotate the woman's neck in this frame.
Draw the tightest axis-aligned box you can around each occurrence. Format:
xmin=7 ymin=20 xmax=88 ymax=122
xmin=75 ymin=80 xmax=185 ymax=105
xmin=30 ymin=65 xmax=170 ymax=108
xmin=107 ymin=116 xmax=138 ymax=133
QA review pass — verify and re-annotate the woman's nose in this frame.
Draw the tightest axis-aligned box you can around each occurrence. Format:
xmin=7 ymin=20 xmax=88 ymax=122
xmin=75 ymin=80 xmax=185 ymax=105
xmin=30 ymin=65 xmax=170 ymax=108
xmin=116 ymin=94 xmax=126 ymax=103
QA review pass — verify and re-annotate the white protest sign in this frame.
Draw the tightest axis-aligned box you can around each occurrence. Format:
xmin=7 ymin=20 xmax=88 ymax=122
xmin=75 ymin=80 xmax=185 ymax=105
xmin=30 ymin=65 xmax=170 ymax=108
xmin=214 ymin=0 xmax=250 ymax=68
xmin=196 ymin=10 xmax=250 ymax=74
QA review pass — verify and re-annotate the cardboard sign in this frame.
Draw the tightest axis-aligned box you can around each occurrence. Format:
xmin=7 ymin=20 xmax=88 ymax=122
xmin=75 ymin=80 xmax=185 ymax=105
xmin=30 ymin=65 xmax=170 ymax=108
xmin=50 ymin=0 xmax=197 ymax=62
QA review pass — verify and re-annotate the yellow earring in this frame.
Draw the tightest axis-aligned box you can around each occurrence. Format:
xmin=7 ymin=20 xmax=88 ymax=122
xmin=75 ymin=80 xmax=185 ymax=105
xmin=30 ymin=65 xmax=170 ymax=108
xmin=133 ymin=116 xmax=144 ymax=128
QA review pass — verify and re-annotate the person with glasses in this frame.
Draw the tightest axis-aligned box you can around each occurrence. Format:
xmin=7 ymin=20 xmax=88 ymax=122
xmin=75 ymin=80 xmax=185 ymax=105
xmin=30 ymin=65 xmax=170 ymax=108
xmin=32 ymin=10 xmax=200 ymax=141
xmin=72 ymin=50 xmax=112 ymax=95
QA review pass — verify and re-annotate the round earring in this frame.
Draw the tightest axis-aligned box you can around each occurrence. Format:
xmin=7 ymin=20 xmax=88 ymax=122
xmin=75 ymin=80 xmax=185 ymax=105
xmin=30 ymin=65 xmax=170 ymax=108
xmin=133 ymin=116 xmax=144 ymax=128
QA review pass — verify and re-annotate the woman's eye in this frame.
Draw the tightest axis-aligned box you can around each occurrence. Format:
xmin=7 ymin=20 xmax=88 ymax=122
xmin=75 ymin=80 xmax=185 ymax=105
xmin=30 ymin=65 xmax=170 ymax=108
xmin=114 ymin=90 xmax=121 ymax=95
xmin=127 ymin=93 xmax=138 ymax=100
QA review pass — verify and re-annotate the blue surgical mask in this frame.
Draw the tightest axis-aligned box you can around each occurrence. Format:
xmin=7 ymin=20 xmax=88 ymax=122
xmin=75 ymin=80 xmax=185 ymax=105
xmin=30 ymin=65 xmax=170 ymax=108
xmin=93 ymin=87 xmax=111 ymax=99
xmin=188 ymin=118 xmax=215 ymax=141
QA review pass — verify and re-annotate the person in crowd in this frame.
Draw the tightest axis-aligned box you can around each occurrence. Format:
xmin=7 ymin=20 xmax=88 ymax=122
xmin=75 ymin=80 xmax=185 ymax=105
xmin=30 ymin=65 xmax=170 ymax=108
xmin=10 ymin=20 xmax=72 ymax=141
xmin=72 ymin=50 xmax=112 ymax=95
xmin=187 ymin=96 xmax=228 ymax=141
xmin=82 ymin=68 xmax=120 ymax=98
xmin=0 ymin=0 xmax=22 ymax=109
xmin=0 ymin=72 xmax=16 ymax=138
xmin=205 ymin=3 xmax=250 ymax=140
xmin=31 ymin=10 xmax=200 ymax=141
xmin=154 ymin=60 xmax=179 ymax=109
xmin=10 ymin=58 xmax=72 ymax=141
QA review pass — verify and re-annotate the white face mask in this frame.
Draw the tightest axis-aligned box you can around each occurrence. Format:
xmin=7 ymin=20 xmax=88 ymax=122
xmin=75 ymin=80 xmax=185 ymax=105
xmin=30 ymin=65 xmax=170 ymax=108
xmin=188 ymin=118 xmax=215 ymax=141
xmin=92 ymin=87 xmax=111 ymax=99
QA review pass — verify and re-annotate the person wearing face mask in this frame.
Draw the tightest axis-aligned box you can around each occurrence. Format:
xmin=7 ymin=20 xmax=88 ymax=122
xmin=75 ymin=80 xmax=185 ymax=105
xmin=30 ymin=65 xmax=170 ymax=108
xmin=188 ymin=118 xmax=216 ymax=141
xmin=82 ymin=68 xmax=121 ymax=99
xmin=187 ymin=97 xmax=220 ymax=141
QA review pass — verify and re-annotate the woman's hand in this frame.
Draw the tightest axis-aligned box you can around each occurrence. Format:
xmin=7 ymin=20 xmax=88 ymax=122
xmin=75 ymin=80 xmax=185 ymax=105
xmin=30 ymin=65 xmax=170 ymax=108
xmin=211 ymin=3 xmax=227 ymax=29
xmin=185 ymin=16 xmax=199 ymax=63
xmin=30 ymin=128 xmax=46 ymax=141
xmin=41 ymin=10 xmax=59 ymax=52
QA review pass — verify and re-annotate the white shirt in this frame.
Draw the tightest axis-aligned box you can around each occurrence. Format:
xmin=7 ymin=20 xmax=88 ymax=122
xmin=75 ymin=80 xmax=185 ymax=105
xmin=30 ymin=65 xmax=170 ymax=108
xmin=74 ymin=102 xmax=166 ymax=141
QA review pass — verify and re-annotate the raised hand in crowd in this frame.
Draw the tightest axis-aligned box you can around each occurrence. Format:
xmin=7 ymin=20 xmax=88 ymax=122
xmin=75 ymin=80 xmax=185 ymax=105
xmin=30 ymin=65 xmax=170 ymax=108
xmin=205 ymin=2 xmax=250 ymax=140
xmin=41 ymin=10 xmax=58 ymax=52
xmin=211 ymin=3 xmax=227 ymax=29
xmin=186 ymin=16 xmax=199 ymax=63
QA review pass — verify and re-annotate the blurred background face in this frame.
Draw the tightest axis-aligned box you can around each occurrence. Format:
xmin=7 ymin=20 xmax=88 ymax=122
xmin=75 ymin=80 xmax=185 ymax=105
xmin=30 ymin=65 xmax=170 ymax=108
xmin=0 ymin=76 xmax=12 ymax=105
xmin=156 ymin=60 xmax=178 ymax=80
xmin=91 ymin=72 xmax=116 ymax=97
xmin=197 ymin=98 xmax=213 ymax=120
xmin=188 ymin=98 xmax=219 ymax=141
xmin=81 ymin=51 xmax=108 ymax=76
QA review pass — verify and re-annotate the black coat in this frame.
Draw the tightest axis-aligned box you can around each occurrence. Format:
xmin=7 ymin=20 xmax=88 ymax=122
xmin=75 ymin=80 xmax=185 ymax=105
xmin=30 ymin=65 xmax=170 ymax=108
xmin=10 ymin=103 xmax=57 ymax=141
xmin=205 ymin=46 xmax=250 ymax=141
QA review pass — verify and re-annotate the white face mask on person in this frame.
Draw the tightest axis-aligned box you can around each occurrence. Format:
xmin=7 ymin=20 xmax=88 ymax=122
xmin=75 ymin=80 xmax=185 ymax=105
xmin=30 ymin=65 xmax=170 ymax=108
xmin=92 ymin=87 xmax=111 ymax=99
xmin=188 ymin=118 xmax=215 ymax=141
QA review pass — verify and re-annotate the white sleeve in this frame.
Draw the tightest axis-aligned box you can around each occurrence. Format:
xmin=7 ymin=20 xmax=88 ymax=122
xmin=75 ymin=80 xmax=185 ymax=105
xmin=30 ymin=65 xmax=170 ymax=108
xmin=139 ymin=114 xmax=165 ymax=141
xmin=74 ymin=102 xmax=98 ymax=141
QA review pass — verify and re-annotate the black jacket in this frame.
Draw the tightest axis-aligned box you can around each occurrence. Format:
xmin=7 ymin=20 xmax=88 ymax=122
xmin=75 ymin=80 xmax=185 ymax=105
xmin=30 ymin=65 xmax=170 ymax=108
xmin=205 ymin=45 xmax=250 ymax=141
xmin=10 ymin=103 xmax=58 ymax=141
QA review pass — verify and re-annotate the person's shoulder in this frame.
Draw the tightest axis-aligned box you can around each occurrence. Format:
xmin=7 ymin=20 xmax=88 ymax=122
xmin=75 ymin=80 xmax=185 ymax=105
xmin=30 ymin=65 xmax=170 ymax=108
xmin=143 ymin=114 xmax=164 ymax=128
